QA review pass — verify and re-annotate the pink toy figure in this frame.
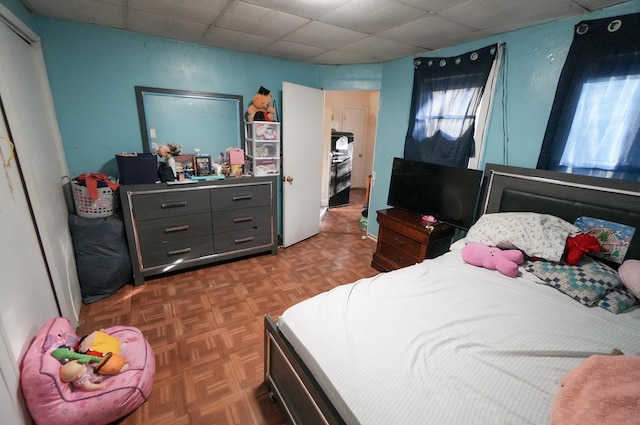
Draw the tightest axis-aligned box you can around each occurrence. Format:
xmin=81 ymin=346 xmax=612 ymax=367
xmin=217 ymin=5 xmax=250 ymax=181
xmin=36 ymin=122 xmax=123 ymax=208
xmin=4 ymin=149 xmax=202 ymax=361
xmin=461 ymin=242 xmax=524 ymax=277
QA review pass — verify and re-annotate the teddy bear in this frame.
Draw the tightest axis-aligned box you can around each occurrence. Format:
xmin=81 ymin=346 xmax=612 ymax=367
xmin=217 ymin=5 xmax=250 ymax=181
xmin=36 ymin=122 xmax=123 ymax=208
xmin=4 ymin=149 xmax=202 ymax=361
xmin=247 ymin=86 xmax=276 ymax=122
xmin=461 ymin=242 xmax=524 ymax=277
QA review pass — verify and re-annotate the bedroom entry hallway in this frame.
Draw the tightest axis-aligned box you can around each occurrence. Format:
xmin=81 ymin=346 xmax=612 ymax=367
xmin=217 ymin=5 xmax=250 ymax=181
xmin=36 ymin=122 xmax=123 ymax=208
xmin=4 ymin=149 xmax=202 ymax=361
xmin=76 ymin=189 xmax=377 ymax=425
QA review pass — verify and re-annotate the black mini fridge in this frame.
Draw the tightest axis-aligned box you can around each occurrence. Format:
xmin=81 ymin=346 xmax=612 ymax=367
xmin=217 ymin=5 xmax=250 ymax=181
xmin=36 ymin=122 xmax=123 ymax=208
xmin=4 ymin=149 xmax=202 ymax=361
xmin=329 ymin=132 xmax=354 ymax=208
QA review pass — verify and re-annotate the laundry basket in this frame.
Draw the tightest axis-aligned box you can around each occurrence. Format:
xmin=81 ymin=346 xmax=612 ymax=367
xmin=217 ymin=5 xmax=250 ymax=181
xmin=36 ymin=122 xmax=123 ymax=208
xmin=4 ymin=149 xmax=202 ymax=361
xmin=72 ymin=180 xmax=116 ymax=218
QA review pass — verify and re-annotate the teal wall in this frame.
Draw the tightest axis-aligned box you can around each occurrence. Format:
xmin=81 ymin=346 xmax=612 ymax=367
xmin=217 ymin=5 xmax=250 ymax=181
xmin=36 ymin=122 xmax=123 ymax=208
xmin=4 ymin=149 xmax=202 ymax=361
xmin=367 ymin=0 xmax=640 ymax=236
xmin=4 ymin=0 xmax=639 ymax=239
xmin=35 ymin=19 xmax=324 ymax=177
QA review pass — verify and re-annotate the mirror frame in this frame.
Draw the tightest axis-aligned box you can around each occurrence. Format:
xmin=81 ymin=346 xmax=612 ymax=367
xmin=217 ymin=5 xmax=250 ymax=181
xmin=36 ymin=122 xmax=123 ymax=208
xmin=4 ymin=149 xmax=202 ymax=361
xmin=134 ymin=86 xmax=245 ymax=155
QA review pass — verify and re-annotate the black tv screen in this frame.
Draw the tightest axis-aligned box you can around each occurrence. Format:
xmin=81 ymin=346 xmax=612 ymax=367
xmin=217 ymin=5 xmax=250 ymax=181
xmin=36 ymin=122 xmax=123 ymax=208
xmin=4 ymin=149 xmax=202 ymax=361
xmin=387 ymin=157 xmax=483 ymax=229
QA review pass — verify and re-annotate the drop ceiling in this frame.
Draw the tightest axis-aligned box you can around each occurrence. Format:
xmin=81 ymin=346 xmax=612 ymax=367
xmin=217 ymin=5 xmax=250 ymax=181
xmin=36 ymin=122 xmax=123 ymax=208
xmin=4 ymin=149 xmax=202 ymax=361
xmin=20 ymin=0 xmax=629 ymax=64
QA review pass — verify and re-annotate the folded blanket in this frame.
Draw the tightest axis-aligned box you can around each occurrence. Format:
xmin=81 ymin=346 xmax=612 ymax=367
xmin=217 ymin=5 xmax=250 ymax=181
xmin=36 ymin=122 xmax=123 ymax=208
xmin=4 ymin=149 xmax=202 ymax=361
xmin=551 ymin=355 xmax=640 ymax=425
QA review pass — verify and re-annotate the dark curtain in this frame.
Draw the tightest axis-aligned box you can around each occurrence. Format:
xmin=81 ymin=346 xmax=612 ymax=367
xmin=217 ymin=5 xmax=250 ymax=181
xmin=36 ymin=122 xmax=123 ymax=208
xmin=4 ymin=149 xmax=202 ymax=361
xmin=537 ymin=13 xmax=640 ymax=181
xmin=404 ymin=44 xmax=498 ymax=167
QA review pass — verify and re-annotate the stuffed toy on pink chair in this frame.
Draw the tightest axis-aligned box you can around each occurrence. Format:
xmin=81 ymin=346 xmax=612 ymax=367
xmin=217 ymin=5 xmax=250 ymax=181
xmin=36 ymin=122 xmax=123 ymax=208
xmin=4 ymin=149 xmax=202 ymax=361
xmin=20 ymin=317 xmax=155 ymax=425
xmin=461 ymin=242 xmax=524 ymax=277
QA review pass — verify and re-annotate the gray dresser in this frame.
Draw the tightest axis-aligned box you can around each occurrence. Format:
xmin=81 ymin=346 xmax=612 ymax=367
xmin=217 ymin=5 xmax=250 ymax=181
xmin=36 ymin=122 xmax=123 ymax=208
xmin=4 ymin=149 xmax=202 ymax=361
xmin=120 ymin=176 xmax=277 ymax=285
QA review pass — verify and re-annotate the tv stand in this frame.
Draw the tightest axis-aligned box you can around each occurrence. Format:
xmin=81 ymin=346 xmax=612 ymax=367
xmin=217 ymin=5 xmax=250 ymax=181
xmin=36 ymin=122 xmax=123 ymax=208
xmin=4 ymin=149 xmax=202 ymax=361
xmin=371 ymin=208 xmax=455 ymax=272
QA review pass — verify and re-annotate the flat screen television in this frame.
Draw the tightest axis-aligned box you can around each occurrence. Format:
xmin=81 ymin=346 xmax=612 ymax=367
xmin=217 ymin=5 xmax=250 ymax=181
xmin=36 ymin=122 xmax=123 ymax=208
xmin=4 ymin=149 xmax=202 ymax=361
xmin=387 ymin=157 xmax=484 ymax=229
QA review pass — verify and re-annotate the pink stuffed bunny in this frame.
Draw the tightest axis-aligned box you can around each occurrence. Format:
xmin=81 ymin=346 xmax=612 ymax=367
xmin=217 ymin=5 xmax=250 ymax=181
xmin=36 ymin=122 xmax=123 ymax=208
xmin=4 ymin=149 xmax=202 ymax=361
xmin=461 ymin=242 xmax=524 ymax=277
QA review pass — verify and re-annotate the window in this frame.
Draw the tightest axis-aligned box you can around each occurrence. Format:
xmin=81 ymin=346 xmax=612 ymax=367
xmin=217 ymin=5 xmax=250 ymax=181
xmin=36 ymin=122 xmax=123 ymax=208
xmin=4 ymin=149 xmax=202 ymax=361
xmin=538 ymin=13 xmax=640 ymax=181
xmin=404 ymin=44 xmax=499 ymax=168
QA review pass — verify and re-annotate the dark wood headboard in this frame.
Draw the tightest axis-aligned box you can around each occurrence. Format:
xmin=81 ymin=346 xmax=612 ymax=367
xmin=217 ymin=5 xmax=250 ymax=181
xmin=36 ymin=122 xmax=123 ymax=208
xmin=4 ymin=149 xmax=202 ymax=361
xmin=480 ymin=164 xmax=640 ymax=260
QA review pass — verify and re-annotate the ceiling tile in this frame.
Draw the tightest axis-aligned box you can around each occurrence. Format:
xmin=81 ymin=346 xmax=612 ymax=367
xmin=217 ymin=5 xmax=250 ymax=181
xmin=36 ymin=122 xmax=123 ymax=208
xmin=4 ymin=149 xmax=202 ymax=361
xmin=378 ymin=13 xmax=474 ymax=49
xmin=399 ymin=0 xmax=468 ymax=13
xmin=439 ymin=0 xmax=515 ymax=30
xmin=573 ymin=0 xmax=629 ymax=11
xmin=308 ymin=49 xmax=374 ymax=64
xmin=260 ymin=39 xmax=327 ymax=61
xmin=128 ymin=8 xmax=208 ymax=42
xmin=241 ymin=0 xmax=350 ymax=19
xmin=201 ymin=27 xmax=275 ymax=53
xmin=339 ymin=35 xmax=424 ymax=60
xmin=128 ymin=0 xmax=227 ymax=24
xmin=216 ymin=1 xmax=310 ymax=39
xmin=319 ymin=0 xmax=428 ymax=34
xmin=480 ymin=0 xmax=582 ymax=18
xmin=283 ymin=21 xmax=367 ymax=49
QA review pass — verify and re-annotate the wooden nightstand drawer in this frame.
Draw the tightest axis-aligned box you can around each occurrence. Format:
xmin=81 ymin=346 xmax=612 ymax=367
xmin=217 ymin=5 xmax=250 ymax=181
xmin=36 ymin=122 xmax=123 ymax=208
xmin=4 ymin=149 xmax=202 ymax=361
xmin=377 ymin=226 xmax=423 ymax=258
xmin=377 ymin=241 xmax=420 ymax=268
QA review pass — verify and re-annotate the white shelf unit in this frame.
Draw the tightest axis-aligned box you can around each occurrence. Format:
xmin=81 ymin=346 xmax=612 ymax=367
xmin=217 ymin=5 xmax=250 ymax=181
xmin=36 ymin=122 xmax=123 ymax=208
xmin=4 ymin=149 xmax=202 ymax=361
xmin=245 ymin=121 xmax=281 ymax=176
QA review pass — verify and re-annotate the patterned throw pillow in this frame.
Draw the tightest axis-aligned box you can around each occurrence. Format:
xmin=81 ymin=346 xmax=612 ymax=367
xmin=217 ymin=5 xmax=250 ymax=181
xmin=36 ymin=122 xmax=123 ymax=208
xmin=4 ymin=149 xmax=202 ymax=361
xmin=523 ymin=256 xmax=623 ymax=306
xmin=573 ymin=216 xmax=636 ymax=264
xmin=597 ymin=287 xmax=638 ymax=314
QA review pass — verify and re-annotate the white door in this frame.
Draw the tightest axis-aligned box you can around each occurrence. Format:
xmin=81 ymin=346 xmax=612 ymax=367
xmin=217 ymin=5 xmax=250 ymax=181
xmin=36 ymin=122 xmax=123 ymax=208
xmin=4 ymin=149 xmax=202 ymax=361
xmin=0 ymin=8 xmax=81 ymax=326
xmin=282 ymin=82 xmax=324 ymax=247
xmin=342 ymin=106 xmax=367 ymax=188
xmin=0 ymin=5 xmax=63 ymax=424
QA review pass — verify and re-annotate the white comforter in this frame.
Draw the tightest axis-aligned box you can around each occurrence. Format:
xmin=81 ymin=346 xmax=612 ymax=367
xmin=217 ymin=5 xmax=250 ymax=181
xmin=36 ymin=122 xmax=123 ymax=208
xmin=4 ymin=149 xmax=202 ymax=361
xmin=278 ymin=249 xmax=640 ymax=425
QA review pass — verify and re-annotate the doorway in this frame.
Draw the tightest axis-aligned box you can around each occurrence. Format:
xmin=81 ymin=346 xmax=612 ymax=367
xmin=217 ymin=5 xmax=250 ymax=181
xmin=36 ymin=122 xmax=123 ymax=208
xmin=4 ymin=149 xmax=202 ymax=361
xmin=321 ymin=90 xmax=379 ymax=234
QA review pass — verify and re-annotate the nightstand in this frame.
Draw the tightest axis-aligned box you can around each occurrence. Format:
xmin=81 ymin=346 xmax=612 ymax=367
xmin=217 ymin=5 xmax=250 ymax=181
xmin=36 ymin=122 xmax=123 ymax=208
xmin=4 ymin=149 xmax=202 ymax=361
xmin=371 ymin=208 xmax=455 ymax=272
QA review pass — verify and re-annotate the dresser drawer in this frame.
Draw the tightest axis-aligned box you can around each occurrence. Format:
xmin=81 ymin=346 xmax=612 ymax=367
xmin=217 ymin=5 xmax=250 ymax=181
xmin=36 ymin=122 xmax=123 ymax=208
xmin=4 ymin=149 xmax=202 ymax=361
xmin=136 ymin=213 xmax=212 ymax=243
xmin=213 ymin=227 xmax=272 ymax=253
xmin=140 ymin=235 xmax=214 ymax=268
xmin=212 ymin=206 xmax=272 ymax=233
xmin=378 ymin=226 xmax=424 ymax=258
xmin=211 ymin=184 xmax=271 ymax=211
xmin=132 ymin=189 xmax=210 ymax=220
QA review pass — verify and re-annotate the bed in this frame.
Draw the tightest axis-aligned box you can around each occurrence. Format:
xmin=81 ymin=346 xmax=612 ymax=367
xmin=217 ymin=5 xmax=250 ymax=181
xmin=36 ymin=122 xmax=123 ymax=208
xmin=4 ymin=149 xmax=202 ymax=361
xmin=263 ymin=164 xmax=640 ymax=425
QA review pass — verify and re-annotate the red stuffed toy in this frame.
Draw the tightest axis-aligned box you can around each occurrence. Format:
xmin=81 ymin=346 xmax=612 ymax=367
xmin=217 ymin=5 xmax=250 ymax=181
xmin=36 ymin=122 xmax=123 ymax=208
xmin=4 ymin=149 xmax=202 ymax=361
xmin=564 ymin=233 xmax=602 ymax=265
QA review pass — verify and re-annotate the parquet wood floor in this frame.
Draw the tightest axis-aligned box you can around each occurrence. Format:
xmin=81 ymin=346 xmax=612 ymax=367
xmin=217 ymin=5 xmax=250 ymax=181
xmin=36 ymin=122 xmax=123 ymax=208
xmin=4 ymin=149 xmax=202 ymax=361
xmin=77 ymin=189 xmax=377 ymax=425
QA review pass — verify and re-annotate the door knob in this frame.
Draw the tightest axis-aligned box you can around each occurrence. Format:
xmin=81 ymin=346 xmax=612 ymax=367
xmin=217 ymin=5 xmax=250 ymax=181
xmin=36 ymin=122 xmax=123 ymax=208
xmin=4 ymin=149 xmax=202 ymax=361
xmin=283 ymin=176 xmax=294 ymax=184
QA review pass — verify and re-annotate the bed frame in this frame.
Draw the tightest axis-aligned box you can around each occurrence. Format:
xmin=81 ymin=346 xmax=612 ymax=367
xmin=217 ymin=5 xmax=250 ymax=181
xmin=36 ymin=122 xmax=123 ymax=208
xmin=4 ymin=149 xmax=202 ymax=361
xmin=264 ymin=164 xmax=640 ymax=425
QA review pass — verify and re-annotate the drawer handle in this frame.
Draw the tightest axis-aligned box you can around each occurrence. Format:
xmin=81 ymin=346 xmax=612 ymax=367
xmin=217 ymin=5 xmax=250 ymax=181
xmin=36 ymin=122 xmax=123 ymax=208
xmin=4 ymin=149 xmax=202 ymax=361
xmin=165 ymin=225 xmax=190 ymax=233
xmin=167 ymin=247 xmax=192 ymax=256
xmin=394 ymin=238 xmax=406 ymax=246
xmin=392 ymin=254 xmax=404 ymax=261
xmin=235 ymin=236 xmax=255 ymax=244
xmin=161 ymin=201 xmax=187 ymax=209
xmin=232 ymin=195 xmax=253 ymax=201
xmin=233 ymin=216 xmax=254 ymax=223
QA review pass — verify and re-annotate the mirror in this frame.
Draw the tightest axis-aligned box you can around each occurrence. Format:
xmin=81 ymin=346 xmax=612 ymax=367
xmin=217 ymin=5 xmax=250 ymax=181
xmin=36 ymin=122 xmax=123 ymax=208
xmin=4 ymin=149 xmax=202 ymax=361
xmin=135 ymin=86 xmax=244 ymax=159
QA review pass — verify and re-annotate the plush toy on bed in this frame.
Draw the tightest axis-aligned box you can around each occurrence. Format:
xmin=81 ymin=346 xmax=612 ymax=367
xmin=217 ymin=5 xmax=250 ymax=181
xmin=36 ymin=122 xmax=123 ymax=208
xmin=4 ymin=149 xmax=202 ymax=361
xmin=461 ymin=242 xmax=524 ymax=277
xmin=564 ymin=233 xmax=602 ymax=265
xmin=247 ymin=86 xmax=276 ymax=122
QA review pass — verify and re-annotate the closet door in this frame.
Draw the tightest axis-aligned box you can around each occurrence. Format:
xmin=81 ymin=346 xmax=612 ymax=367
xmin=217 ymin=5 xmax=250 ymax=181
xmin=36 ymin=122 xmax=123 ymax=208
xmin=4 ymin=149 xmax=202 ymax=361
xmin=0 ymin=9 xmax=81 ymax=327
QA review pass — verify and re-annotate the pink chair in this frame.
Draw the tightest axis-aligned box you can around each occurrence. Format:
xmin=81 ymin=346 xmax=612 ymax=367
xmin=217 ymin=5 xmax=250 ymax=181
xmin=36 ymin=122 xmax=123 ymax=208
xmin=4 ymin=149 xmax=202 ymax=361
xmin=21 ymin=317 xmax=155 ymax=425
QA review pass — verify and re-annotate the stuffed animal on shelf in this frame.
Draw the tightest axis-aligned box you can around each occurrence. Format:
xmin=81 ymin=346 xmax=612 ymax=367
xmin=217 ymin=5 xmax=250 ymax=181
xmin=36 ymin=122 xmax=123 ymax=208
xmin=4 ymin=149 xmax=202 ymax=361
xmin=564 ymin=233 xmax=602 ymax=265
xmin=461 ymin=242 xmax=524 ymax=277
xmin=247 ymin=86 xmax=276 ymax=122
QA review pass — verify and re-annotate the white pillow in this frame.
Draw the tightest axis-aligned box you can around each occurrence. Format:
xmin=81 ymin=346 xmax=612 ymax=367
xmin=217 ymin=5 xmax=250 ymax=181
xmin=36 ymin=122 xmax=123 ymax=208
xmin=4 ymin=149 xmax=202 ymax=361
xmin=466 ymin=212 xmax=579 ymax=262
